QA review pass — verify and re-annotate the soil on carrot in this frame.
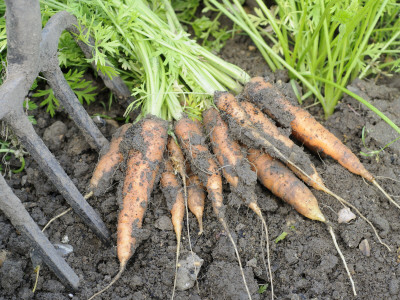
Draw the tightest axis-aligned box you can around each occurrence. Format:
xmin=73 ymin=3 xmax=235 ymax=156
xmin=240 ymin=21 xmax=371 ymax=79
xmin=1 ymin=36 xmax=400 ymax=300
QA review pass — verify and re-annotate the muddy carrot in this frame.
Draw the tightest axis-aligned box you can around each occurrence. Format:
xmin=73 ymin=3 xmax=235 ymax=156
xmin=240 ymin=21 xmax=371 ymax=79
xmin=167 ymin=138 xmax=203 ymax=296
xmin=167 ymin=136 xmax=186 ymax=180
xmin=160 ymin=160 xmax=185 ymax=249
xmin=247 ymin=148 xmax=356 ymax=296
xmin=247 ymin=148 xmax=325 ymax=222
xmin=86 ymin=123 xmax=131 ymax=198
xmin=244 ymin=77 xmax=397 ymax=209
xmin=240 ymin=101 xmax=325 ymax=191
xmin=167 ymin=137 xmax=199 ymax=233
xmin=203 ymin=107 xmax=274 ymax=299
xmin=89 ymin=116 xmax=168 ymax=300
xmin=242 ymin=101 xmax=390 ymax=250
xmin=160 ymin=159 xmax=185 ymax=300
xmin=187 ymin=172 xmax=205 ymax=234
xmin=175 ymin=116 xmax=252 ymax=299
xmin=214 ymin=91 xmax=317 ymax=184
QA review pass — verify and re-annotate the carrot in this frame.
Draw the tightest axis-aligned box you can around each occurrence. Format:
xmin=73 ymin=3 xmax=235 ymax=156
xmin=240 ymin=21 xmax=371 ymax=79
xmin=240 ymin=101 xmax=325 ymax=191
xmin=174 ymin=116 xmax=253 ymax=299
xmin=247 ymin=148 xmax=325 ymax=222
xmin=244 ymin=77 xmax=397 ymax=209
xmin=214 ymin=91 xmax=318 ymax=186
xmin=167 ymin=136 xmax=186 ymax=181
xmin=247 ymin=148 xmax=357 ymax=295
xmin=242 ymin=101 xmax=390 ymax=250
xmin=203 ymin=108 xmax=256 ymax=195
xmin=203 ymin=107 xmax=274 ymax=299
xmin=86 ymin=123 xmax=131 ymax=198
xmin=89 ymin=116 xmax=168 ymax=300
xmin=160 ymin=159 xmax=185 ymax=300
xmin=187 ymin=172 xmax=205 ymax=234
xmin=160 ymin=160 xmax=185 ymax=253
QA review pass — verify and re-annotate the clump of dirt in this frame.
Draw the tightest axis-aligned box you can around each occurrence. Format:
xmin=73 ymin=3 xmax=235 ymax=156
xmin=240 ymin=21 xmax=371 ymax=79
xmin=1 ymin=35 xmax=400 ymax=300
xmin=242 ymin=79 xmax=296 ymax=127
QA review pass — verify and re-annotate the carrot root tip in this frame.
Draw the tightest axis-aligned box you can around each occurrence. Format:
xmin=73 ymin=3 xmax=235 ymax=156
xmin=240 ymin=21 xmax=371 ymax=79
xmin=88 ymin=263 xmax=127 ymax=300
xmin=328 ymin=225 xmax=357 ymax=296
xmin=84 ymin=191 xmax=94 ymax=200
xmin=372 ymin=179 xmax=400 ymax=210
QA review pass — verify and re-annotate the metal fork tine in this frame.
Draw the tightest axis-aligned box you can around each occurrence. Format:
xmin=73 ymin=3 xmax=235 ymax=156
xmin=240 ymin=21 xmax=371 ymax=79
xmin=0 ymin=174 xmax=79 ymax=290
xmin=6 ymin=113 xmax=111 ymax=244
xmin=43 ymin=67 xmax=109 ymax=152
xmin=40 ymin=11 xmax=109 ymax=152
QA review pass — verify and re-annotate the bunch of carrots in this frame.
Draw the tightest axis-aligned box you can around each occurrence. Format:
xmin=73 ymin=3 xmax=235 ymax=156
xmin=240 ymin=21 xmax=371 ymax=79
xmin=40 ymin=1 xmax=396 ymax=299
xmin=84 ymin=75 xmax=398 ymax=299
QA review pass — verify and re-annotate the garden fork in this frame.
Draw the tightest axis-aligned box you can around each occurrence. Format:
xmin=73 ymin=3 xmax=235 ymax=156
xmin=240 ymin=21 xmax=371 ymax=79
xmin=0 ymin=0 xmax=133 ymax=290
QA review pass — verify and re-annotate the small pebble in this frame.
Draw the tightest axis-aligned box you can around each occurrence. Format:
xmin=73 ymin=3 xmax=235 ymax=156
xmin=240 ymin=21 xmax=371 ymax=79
xmin=21 ymin=175 xmax=27 ymax=186
xmin=235 ymin=223 xmax=245 ymax=232
xmin=155 ymin=215 xmax=173 ymax=231
xmin=43 ymin=121 xmax=67 ymax=150
xmin=338 ymin=207 xmax=356 ymax=224
xmin=61 ymin=235 xmax=69 ymax=244
xmin=359 ymin=239 xmax=371 ymax=256
xmin=176 ymin=253 xmax=204 ymax=291
xmin=54 ymin=244 xmax=74 ymax=256
xmin=246 ymin=258 xmax=257 ymax=268
xmin=248 ymin=45 xmax=256 ymax=51
xmin=93 ymin=116 xmax=106 ymax=126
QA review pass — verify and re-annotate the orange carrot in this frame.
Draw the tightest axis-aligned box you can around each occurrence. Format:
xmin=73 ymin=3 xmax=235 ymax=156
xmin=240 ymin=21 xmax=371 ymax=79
xmin=167 ymin=137 xmax=186 ymax=180
xmin=175 ymin=116 xmax=252 ymax=299
xmin=247 ymin=148 xmax=357 ymax=295
xmin=203 ymin=107 xmax=274 ymax=298
xmin=175 ymin=117 xmax=224 ymax=220
xmin=244 ymin=77 xmax=396 ymax=208
xmin=89 ymin=116 xmax=167 ymax=299
xmin=160 ymin=159 xmax=185 ymax=299
xmin=247 ymin=148 xmax=326 ymax=222
xmin=214 ymin=91 xmax=318 ymax=184
xmin=244 ymin=77 xmax=373 ymax=181
xmin=187 ymin=172 xmax=205 ymax=234
xmin=167 ymin=137 xmax=195 ymax=233
xmin=160 ymin=160 xmax=185 ymax=248
xmin=203 ymin=107 xmax=255 ymax=190
xmin=240 ymin=101 xmax=326 ymax=191
xmin=86 ymin=123 xmax=131 ymax=197
xmin=241 ymin=101 xmax=390 ymax=250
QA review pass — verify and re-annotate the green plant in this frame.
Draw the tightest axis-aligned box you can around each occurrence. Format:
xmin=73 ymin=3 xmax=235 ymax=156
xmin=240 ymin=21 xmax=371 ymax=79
xmin=41 ymin=0 xmax=249 ymax=123
xmin=210 ymin=0 xmax=400 ymax=120
xmin=274 ymin=231 xmax=288 ymax=243
xmin=0 ymin=134 xmax=27 ymax=174
xmin=258 ymin=284 xmax=268 ymax=294
xmin=360 ymin=126 xmax=400 ymax=161
xmin=172 ymin=0 xmax=235 ymax=52
xmin=32 ymin=69 xmax=98 ymax=117
xmin=0 ymin=98 xmax=38 ymax=173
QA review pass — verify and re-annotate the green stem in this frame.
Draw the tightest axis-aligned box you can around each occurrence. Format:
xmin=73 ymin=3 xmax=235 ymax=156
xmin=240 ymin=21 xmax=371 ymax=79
xmin=360 ymin=29 xmax=400 ymax=79
xmin=305 ymin=75 xmax=400 ymax=135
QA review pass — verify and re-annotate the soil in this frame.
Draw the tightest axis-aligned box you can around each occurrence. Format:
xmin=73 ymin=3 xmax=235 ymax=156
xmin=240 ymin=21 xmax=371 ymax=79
xmin=1 ymin=36 xmax=400 ymax=300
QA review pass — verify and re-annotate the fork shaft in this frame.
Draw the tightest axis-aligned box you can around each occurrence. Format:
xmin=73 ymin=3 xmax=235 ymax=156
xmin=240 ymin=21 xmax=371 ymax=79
xmin=0 ymin=174 xmax=79 ymax=290
xmin=6 ymin=113 xmax=111 ymax=244
xmin=5 ymin=0 xmax=41 ymax=77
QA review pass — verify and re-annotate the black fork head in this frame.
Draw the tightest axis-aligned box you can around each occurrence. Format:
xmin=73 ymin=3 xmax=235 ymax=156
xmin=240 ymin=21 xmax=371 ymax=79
xmin=0 ymin=0 xmax=133 ymax=290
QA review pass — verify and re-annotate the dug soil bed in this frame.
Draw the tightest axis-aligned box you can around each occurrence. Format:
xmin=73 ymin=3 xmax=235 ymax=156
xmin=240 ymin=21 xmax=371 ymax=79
xmin=1 ymin=37 xmax=400 ymax=300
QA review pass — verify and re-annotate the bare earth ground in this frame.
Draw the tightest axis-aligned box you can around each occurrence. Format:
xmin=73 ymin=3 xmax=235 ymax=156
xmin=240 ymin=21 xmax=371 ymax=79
xmin=1 ymin=36 xmax=400 ymax=300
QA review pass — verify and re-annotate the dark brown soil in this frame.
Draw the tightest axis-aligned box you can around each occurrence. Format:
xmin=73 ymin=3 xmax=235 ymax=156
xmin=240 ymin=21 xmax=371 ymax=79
xmin=1 ymin=37 xmax=400 ymax=300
